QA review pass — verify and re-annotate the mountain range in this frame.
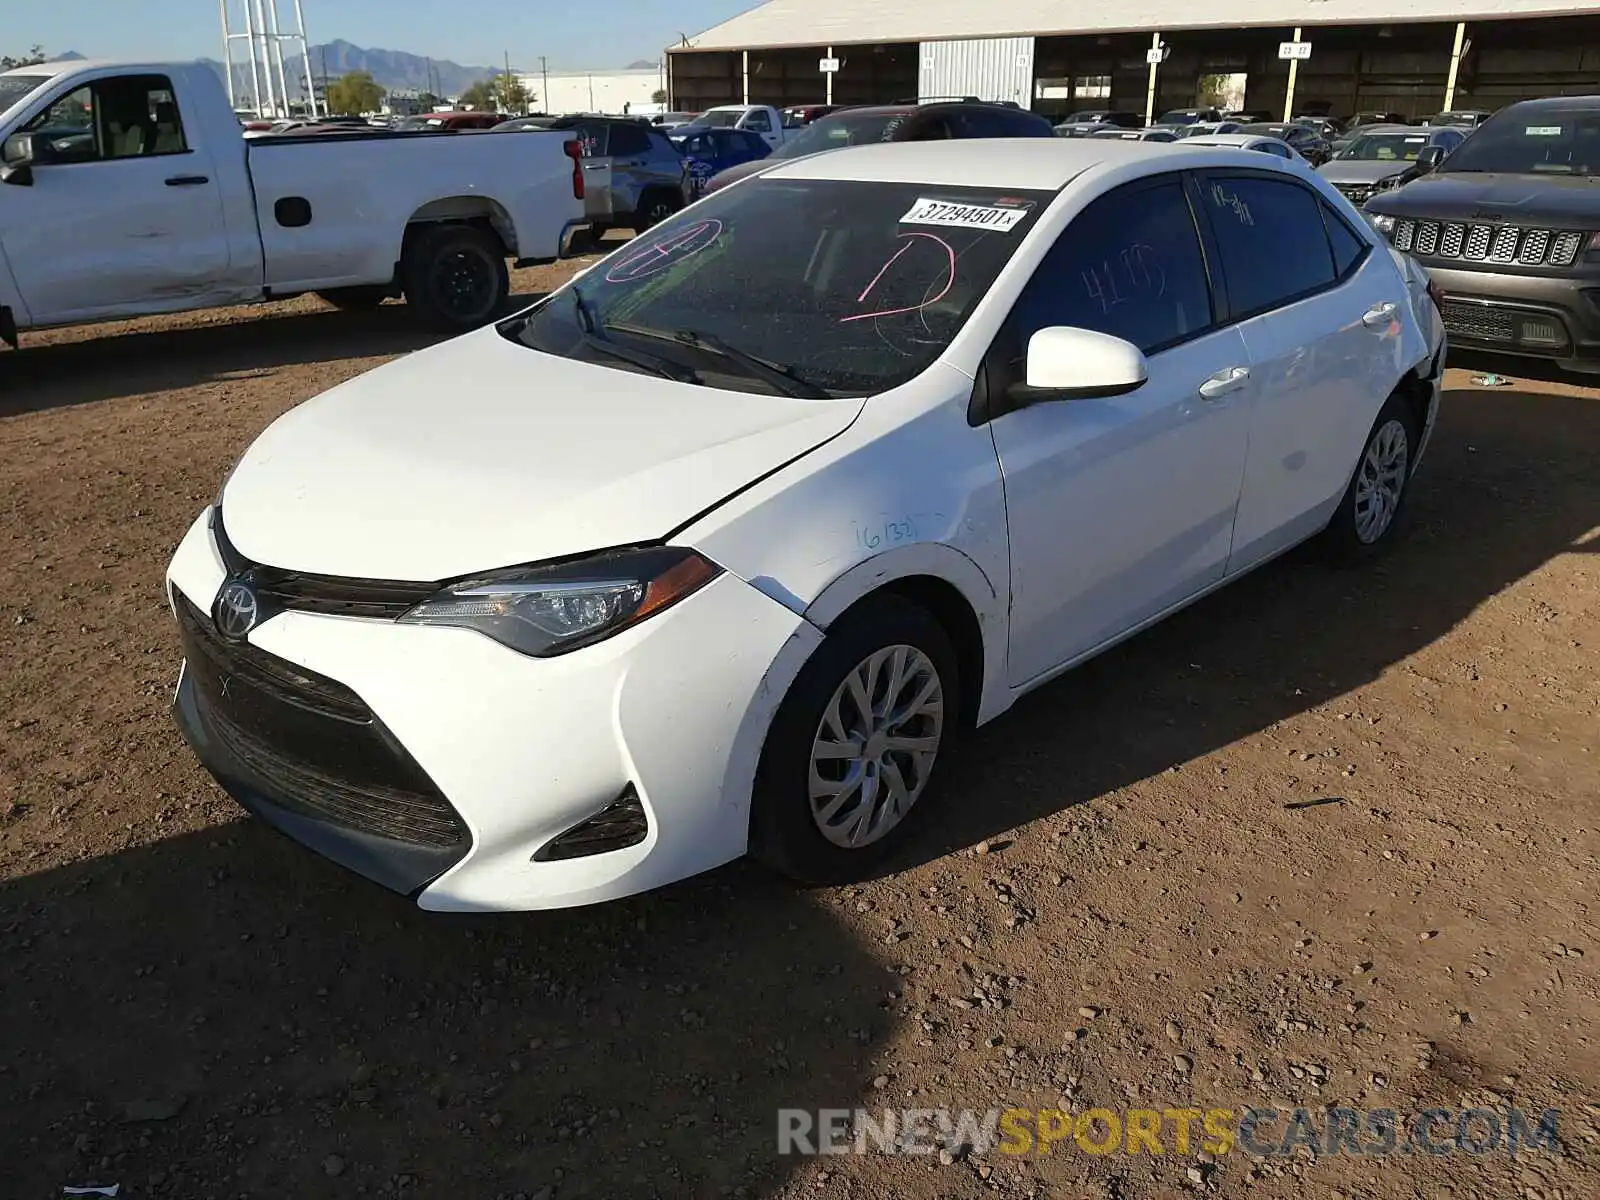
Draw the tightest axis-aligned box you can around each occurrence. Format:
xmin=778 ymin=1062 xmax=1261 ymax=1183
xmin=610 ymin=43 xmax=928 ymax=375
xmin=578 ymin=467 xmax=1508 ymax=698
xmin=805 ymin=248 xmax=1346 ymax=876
xmin=45 ymin=40 xmax=658 ymax=98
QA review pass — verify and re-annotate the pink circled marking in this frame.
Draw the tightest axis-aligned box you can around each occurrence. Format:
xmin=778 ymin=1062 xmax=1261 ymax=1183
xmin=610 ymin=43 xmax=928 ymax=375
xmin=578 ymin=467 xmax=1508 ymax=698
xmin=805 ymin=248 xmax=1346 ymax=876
xmin=838 ymin=233 xmax=956 ymax=324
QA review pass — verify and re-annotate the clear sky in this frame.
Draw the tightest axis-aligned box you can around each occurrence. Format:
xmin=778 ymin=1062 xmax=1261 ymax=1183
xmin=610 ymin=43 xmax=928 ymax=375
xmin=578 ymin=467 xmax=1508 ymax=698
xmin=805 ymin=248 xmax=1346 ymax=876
xmin=13 ymin=0 xmax=756 ymax=70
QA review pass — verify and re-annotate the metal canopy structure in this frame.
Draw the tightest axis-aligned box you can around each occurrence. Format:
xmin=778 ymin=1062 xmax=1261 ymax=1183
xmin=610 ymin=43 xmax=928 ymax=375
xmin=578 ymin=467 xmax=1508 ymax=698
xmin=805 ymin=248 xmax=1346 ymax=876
xmin=677 ymin=0 xmax=1593 ymax=52
xmin=219 ymin=0 xmax=318 ymax=117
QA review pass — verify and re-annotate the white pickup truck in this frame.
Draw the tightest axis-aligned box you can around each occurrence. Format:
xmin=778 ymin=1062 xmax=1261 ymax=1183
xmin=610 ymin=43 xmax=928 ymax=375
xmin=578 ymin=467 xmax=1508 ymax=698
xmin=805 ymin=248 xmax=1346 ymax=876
xmin=0 ymin=58 xmax=591 ymax=344
xmin=680 ymin=104 xmax=792 ymax=150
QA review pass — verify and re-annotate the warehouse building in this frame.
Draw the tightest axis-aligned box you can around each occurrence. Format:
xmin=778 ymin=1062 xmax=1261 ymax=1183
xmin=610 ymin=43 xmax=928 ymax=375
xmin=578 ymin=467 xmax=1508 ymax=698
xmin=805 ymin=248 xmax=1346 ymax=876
xmin=665 ymin=0 xmax=1600 ymax=123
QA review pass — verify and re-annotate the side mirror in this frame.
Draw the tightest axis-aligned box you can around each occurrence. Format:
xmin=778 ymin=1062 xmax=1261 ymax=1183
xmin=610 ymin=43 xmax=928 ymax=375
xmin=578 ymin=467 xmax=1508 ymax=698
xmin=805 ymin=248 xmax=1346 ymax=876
xmin=1 ymin=132 xmax=66 ymax=186
xmin=1414 ymin=145 xmax=1446 ymax=174
xmin=1008 ymin=326 xmax=1148 ymax=406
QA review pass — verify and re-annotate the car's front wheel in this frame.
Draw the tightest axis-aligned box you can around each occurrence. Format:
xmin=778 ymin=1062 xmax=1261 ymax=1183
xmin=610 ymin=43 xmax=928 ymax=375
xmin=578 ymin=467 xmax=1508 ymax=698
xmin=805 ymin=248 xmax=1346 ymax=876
xmin=751 ymin=595 xmax=958 ymax=884
xmin=1323 ymin=391 xmax=1421 ymax=563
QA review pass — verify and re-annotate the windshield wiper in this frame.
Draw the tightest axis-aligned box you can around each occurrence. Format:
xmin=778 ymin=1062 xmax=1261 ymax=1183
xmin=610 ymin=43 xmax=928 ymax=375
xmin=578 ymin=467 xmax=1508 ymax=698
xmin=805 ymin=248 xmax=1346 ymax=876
xmin=569 ymin=286 xmax=701 ymax=384
xmin=603 ymin=321 xmax=832 ymax=398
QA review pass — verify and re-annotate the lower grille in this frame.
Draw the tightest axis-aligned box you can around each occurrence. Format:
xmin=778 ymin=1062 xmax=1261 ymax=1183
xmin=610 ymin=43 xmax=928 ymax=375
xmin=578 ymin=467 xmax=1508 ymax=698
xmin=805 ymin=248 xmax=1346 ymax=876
xmin=1389 ymin=218 xmax=1586 ymax=268
xmin=1439 ymin=300 xmax=1515 ymax=342
xmin=176 ymin=594 xmax=469 ymax=851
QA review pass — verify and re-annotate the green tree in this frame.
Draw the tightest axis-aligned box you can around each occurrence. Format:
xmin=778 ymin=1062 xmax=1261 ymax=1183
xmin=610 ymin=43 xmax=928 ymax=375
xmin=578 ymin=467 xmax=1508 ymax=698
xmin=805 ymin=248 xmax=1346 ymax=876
xmin=651 ymin=88 xmax=667 ymax=105
xmin=325 ymin=70 xmax=384 ymax=115
xmin=489 ymin=74 xmax=528 ymax=113
xmin=2 ymin=45 xmax=47 ymax=70
xmin=458 ymin=79 xmax=497 ymax=111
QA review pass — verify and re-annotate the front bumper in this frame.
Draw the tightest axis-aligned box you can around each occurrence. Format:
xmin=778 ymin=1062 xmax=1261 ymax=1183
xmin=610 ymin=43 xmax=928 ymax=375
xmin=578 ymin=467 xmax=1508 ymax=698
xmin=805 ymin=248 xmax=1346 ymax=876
xmin=166 ymin=508 xmax=823 ymax=910
xmin=1422 ymin=264 xmax=1600 ymax=368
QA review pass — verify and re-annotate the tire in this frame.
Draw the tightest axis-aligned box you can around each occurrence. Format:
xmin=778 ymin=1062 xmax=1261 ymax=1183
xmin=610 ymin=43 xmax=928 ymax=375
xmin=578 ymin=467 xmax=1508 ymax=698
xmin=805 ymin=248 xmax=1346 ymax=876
xmin=750 ymin=595 xmax=960 ymax=884
xmin=316 ymin=285 xmax=390 ymax=311
xmin=1322 ymin=391 xmax=1422 ymax=565
xmin=635 ymin=190 xmax=682 ymax=232
xmin=401 ymin=224 xmax=510 ymax=332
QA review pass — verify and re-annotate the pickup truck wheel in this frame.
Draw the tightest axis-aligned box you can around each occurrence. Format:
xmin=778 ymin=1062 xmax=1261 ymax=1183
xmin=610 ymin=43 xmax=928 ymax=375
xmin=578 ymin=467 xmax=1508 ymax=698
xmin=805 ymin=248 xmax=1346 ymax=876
xmin=402 ymin=225 xmax=509 ymax=331
xmin=316 ymin=286 xmax=390 ymax=311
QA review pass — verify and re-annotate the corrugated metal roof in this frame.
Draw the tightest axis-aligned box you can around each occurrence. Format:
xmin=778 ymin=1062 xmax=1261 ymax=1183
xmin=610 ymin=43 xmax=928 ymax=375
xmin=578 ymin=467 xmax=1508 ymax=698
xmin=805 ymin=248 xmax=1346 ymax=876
xmin=677 ymin=0 xmax=1591 ymax=52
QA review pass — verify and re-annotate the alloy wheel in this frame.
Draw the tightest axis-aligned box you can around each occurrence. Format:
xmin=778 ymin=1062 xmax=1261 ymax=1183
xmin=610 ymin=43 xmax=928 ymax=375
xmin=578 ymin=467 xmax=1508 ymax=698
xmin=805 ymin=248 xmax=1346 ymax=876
xmin=808 ymin=644 xmax=945 ymax=849
xmin=1353 ymin=418 xmax=1410 ymax=544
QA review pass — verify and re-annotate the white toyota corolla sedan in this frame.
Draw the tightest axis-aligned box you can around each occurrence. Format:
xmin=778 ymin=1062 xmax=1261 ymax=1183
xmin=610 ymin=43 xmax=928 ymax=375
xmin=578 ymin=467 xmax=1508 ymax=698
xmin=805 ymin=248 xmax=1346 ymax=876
xmin=167 ymin=139 xmax=1446 ymax=911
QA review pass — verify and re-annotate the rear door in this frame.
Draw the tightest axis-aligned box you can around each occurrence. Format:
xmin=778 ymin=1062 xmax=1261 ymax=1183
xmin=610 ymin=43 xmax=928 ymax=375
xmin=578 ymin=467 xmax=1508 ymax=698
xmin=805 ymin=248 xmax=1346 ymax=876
xmin=0 ymin=71 xmax=233 ymax=324
xmin=1191 ymin=170 xmax=1407 ymax=571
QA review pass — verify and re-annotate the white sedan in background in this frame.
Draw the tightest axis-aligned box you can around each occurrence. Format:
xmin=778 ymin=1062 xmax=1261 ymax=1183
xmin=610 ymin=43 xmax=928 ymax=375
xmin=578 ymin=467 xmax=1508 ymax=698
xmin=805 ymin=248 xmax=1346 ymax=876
xmin=167 ymin=139 xmax=1446 ymax=911
xmin=1183 ymin=132 xmax=1308 ymax=161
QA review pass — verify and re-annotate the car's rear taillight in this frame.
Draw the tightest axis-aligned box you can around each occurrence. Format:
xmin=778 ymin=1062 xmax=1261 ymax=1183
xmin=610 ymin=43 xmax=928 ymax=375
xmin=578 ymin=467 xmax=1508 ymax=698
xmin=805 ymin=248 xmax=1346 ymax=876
xmin=564 ymin=138 xmax=584 ymax=200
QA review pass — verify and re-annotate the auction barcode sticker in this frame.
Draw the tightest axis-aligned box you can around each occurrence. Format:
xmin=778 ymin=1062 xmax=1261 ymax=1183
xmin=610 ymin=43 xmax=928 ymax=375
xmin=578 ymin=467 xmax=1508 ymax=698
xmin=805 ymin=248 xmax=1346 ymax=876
xmin=900 ymin=198 xmax=1030 ymax=231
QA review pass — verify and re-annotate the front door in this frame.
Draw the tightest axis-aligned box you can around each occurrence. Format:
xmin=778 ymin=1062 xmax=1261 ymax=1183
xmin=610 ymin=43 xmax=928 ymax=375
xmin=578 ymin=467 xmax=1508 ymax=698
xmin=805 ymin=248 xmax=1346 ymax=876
xmin=988 ymin=174 xmax=1255 ymax=683
xmin=1 ymin=73 xmax=231 ymax=325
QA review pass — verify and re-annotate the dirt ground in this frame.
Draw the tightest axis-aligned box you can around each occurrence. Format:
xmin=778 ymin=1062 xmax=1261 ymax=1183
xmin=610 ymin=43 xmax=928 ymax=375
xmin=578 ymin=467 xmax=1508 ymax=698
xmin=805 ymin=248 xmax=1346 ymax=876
xmin=1 ymin=260 xmax=1597 ymax=1200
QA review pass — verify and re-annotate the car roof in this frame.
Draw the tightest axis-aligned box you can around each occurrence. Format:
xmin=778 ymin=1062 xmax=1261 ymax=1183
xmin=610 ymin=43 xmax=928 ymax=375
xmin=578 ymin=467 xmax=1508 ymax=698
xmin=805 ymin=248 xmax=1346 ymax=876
xmin=763 ymin=136 xmax=1299 ymax=189
xmin=1358 ymin=124 xmax=1436 ymax=136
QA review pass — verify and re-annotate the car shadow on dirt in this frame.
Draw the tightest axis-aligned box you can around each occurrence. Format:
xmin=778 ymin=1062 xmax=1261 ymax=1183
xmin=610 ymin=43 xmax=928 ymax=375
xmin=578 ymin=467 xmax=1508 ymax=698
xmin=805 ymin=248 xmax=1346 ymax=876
xmin=0 ymin=823 xmax=879 ymax=1198
xmin=0 ymin=291 xmax=552 ymax=419
xmin=892 ymin=377 xmax=1600 ymax=870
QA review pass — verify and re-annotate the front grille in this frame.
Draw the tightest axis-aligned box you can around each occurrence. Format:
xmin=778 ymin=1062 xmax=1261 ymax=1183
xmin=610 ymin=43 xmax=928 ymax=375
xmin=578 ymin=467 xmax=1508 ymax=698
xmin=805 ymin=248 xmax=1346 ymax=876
xmin=1388 ymin=218 xmax=1587 ymax=268
xmin=1439 ymin=300 xmax=1515 ymax=342
xmin=1335 ymin=183 xmax=1374 ymax=206
xmin=176 ymin=594 xmax=469 ymax=851
xmin=213 ymin=510 xmax=436 ymax=620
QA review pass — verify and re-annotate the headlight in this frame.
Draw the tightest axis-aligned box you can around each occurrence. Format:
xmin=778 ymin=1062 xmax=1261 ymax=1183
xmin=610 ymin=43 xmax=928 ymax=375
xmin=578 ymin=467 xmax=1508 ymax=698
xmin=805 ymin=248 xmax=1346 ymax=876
xmin=1367 ymin=213 xmax=1396 ymax=236
xmin=399 ymin=547 xmax=722 ymax=657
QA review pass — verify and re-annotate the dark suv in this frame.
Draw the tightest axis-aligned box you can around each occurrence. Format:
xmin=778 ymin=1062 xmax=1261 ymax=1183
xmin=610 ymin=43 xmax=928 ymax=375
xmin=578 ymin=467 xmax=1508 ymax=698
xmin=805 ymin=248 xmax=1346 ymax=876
xmin=702 ymin=100 xmax=1055 ymax=194
xmin=1366 ymin=96 xmax=1600 ymax=371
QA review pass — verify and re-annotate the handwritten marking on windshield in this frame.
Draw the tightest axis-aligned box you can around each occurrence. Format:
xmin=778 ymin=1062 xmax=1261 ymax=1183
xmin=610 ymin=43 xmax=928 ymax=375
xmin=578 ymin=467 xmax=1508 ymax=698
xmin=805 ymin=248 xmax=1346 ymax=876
xmin=838 ymin=233 xmax=956 ymax=324
xmin=604 ymin=219 xmax=724 ymax=283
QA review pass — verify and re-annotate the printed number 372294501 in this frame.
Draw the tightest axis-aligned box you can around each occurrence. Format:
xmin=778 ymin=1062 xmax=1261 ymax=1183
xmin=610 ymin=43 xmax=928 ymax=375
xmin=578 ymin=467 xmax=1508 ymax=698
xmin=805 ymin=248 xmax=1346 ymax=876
xmin=855 ymin=515 xmax=919 ymax=550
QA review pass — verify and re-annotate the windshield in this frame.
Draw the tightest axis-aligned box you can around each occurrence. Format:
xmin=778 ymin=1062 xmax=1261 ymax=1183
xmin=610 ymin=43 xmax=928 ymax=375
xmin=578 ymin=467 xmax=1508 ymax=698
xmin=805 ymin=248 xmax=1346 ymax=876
xmin=1338 ymin=132 xmax=1432 ymax=162
xmin=773 ymin=111 xmax=912 ymax=160
xmin=1177 ymin=123 xmax=1224 ymax=138
xmin=1159 ymin=111 xmax=1204 ymax=125
xmin=693 ymin=109 xmax=744 ymax=128
xmin=1441 ymin=109 xmax=1600 ymax=175
xmin=503 ymin=178 xmax=1049 ymax=396
xmin=0 ymin=74 xmax=50 ymax=114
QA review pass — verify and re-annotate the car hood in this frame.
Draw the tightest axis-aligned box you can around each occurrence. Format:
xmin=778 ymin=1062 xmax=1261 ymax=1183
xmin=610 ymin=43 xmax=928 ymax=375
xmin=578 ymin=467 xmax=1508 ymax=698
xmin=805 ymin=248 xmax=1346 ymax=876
xmin=1318 ymin=159 xmax=1410 ymax=185
xmin=219 ymin=325 xmax=864 ymax=581
xmin=1367 ymin=171 xmax=1600 ymax=223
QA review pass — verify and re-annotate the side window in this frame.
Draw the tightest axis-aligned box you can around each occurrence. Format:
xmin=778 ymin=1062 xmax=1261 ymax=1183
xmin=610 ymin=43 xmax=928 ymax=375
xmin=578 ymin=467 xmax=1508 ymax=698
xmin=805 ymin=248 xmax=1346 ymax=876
xmin=1009 ymin=179 xmax=1214 ymax=354
xmin=646 ymin=130 xmax=678 ymax=157
xmin=20 ymin=74 xmax=187 ymax=162
xmin=1438 ymin=130 xmax=1465 ymax=153
xmin=1201 ymin=176 xmax=1337 ymax=317
xmin=608 ymin=124 xmax=650 ymax=157
xmin=744 ymin=109 xmax=772 ymax=133
xmin=1263 ymin=141 xmax=1292 ymax=158
xmin=1320 ymin=201 xmax=1369 ymax=278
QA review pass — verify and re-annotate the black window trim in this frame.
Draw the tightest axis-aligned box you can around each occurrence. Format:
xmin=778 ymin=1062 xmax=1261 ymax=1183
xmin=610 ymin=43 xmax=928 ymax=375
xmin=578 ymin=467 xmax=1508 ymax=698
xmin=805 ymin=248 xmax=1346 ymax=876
xmin=1189 ymin=166 xmax=1356 ymax=325
xmin=1317 ymin=196 xmax=1374 ymax=284
xmin=970 ymin=169 xmax=1230 ymax=426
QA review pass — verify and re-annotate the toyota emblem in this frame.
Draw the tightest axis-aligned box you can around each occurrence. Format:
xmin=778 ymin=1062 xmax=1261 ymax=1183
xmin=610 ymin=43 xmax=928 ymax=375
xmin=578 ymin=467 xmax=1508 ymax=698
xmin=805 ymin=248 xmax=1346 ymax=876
xmin=213 ymin=577 xmax=261 ymax=641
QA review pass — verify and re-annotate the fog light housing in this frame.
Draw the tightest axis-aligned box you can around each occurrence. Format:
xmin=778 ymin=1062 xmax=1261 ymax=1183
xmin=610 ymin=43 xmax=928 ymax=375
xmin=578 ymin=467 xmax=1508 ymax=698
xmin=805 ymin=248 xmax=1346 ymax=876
xmin=533 ymin=786 xmax=650 ymax=861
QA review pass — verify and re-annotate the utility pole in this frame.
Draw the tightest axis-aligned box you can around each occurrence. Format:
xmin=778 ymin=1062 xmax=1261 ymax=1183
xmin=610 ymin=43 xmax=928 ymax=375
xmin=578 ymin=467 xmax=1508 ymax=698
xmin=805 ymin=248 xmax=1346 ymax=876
xmin=540 ymin=56 xmax=550 ymax=113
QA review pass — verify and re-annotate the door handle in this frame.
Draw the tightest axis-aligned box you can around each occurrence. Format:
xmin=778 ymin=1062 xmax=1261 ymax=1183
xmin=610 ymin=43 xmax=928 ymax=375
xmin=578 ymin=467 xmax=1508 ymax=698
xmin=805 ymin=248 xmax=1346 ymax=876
xmin=1198 ymin=365 xmax=1250 ymax=401
xmin=1362 ymin=301 xmax=1399 ymax=329
xmin=164 ymin=174 xmax=210 ymax=186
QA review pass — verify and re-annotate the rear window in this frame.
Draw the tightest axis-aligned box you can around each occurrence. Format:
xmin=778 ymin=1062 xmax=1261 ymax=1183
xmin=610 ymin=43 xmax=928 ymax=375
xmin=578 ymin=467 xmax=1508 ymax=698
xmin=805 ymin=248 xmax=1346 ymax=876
xmin=505 ymin=178 xmax=1052 ymax=396
xmin=773 ymin=112 xmax=912 ymax=160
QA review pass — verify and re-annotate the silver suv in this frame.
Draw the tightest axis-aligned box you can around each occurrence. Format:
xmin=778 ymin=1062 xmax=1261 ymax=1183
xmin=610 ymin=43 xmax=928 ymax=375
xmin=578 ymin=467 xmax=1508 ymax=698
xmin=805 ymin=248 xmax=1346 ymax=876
xmin=498 ymin=116 xmax=688 ymax=237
